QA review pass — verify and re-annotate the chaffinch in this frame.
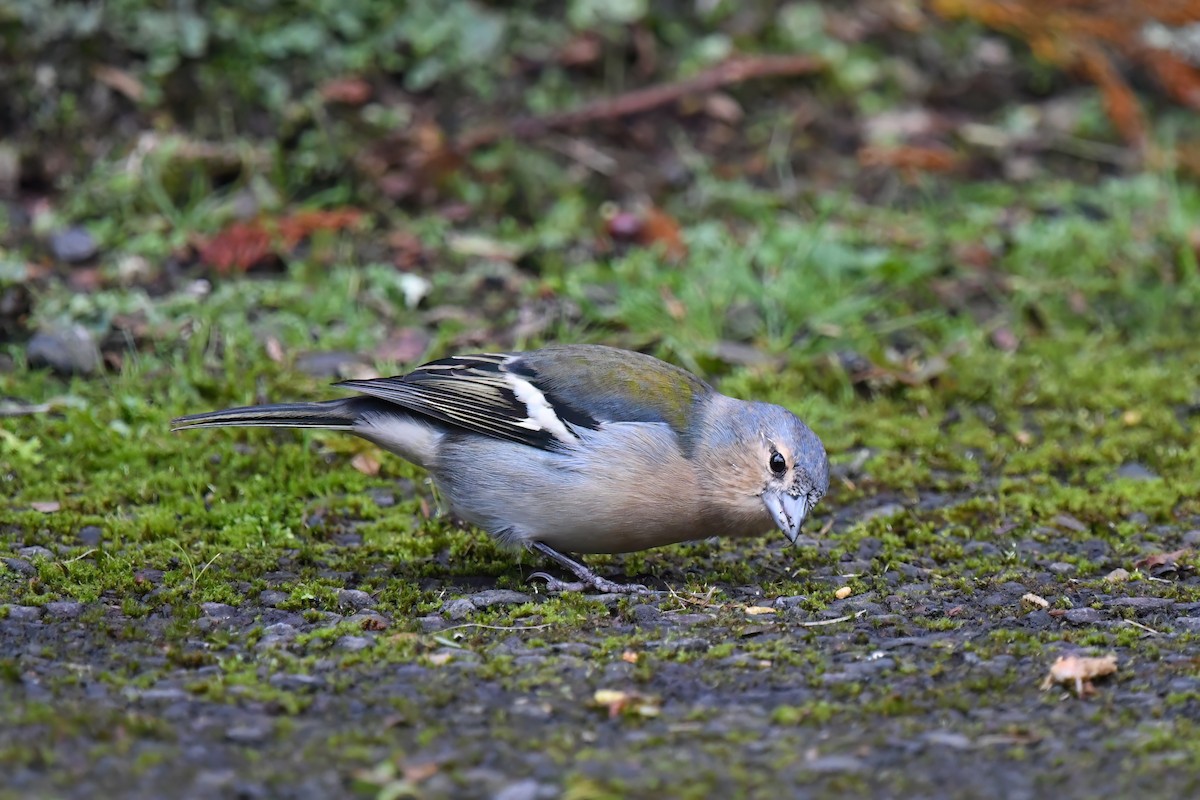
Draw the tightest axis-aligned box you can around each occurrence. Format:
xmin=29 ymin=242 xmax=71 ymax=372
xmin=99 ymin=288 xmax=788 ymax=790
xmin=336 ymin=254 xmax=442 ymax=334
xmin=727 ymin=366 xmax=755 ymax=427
xmin=173 ymin=344 xmax=829 ymax=593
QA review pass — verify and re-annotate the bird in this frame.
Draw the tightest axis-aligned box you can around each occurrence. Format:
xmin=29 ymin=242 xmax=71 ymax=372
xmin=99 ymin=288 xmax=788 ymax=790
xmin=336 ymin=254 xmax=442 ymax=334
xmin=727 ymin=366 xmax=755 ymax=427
xmin=172 ymin=344 xmax=830 ymax=593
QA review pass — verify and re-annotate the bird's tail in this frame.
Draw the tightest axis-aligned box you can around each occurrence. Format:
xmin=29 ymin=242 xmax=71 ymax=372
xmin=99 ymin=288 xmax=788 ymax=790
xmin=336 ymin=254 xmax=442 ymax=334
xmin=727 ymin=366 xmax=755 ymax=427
xmin=171 ymin=397 xmax=374 ymax=432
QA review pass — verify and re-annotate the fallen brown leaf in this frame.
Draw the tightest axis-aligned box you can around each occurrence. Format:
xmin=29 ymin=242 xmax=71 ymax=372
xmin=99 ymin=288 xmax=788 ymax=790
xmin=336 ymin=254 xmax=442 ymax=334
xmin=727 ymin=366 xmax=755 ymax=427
xmin=1040 ymin=654 xmax=1118 ymax=697
xmin=592 ymin=689 xmax=661 ymax=719
xmin=1134 ymin=548 xmax=1191 ymax=573
xmin=351 ymin=453 xmax=381 ymax=476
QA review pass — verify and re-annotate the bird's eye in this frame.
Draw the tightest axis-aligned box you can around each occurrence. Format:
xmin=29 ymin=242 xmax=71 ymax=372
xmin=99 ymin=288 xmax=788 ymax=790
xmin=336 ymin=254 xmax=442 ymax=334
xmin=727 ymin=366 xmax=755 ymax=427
xmin=769 ymin=451 xmax=787 ymax=475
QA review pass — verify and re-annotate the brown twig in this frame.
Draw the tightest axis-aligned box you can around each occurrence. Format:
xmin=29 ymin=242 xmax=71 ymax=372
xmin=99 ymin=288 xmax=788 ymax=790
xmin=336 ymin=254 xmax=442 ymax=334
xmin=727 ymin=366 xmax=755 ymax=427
xmin=456 ymin=54 xmax=823 ymax=152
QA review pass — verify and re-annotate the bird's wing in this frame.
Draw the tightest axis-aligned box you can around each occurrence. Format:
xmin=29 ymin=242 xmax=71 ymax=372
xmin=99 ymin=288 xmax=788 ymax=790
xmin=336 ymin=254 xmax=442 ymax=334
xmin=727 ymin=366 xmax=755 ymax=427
xmin=335 ymin=345 xmax=713 ymax=451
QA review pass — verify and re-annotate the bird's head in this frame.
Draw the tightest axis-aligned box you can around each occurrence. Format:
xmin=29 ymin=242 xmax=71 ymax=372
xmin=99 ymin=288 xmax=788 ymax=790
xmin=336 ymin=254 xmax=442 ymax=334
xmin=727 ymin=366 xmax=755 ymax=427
xmin=701 ymin=400 xmax=830 ymax=543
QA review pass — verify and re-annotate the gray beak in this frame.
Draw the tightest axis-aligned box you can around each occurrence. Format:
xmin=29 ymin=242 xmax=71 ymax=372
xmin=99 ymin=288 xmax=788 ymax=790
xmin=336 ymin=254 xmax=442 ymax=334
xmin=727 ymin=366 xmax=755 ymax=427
xmin=763 ymin=491 xmax=808 ymax=545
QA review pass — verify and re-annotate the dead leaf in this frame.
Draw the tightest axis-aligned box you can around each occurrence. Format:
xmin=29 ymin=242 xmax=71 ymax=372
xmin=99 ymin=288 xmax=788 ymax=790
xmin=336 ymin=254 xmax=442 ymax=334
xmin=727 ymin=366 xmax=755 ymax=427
xmin=602 ymin=204 xmax=687 ymax=262
xmin=1021 ymin=592 xmax=1050 ymax=610
xmin=264 ymin=336 xmax=285 ymax=364
xmin=402 ymin=761 xmax=440 ymax=783
xmin=1134 ymin=549 xmax=1190 ymax=572
xmin=858 ymin=144 xmax=961 ymax=176
xmin=92 ymin=64 xmax=145 ymax=102
xmin=660 ymin=286 xmax=686 ymax=321
xmin=990 ymin=327 xmax=1019 ymax=352
xmin=557 ymin=33 xmax=602 ymax=67
xmin=351 ymin=453 xmax=381 ymax=476
xmin=591 ymin=689 xmax=661 ymax=719
xmin=446 ymin=232 xmax=525 ymax=262
xmin=744 ymin=606 xmax=777 ymax=616
xmin=374 ymin=328 xmax=430 ymax=364
xmin=1053 ymin=514 xmax=1088 ymax=533
xmin=703 ymin=92 xmax=744 ymax=123
xmin=1040 ymin=654 xmax=1118 ymax=697
xmin=320 ymin=76 xmax=372 ymax=106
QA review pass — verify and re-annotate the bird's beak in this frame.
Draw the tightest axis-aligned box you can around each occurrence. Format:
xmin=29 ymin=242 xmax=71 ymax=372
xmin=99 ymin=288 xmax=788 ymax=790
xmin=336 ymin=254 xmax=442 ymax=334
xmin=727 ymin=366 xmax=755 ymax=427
xmin=763 ymin=491 xmax=808 ymax=545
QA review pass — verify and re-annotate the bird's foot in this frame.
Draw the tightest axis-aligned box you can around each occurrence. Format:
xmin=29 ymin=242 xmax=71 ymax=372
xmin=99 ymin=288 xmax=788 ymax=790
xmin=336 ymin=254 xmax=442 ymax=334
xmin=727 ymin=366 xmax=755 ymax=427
xmin=527 ymin=541 xmax=656 ymax=595
xmin=528 ymin=571 xmax=652 ymax=595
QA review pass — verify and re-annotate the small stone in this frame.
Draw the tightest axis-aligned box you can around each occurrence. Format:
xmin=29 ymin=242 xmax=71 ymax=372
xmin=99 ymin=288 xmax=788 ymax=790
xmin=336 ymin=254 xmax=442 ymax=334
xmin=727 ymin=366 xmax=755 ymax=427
xmin=659 ymin=637 xmax=709 ymax=654
xmin=336 ymin=588 xmax=373 ymax=610
xmin=294 ymin=351 xmax=374 ymax=379
xmin=1114 ymin=462 xmax=1158 ymax=481
xmin=2 ymin=558 xmax=36 ymax=577
xmin=5 ymin=605 xmax=43 ymax=621
xmin=469 ymin=589 xmax=532 ymax=608
xmin=259 ymin=590 xmax=289 ymax=607
xmin=201 ymin=602 xmax=236 ymax=619
xmin=49 ymin=227 xmax=98 ymax=263
xmin=1174 ymin=617 xmax=1200 ymax=632
xmin=260 ymin=622 xmax=298 ymax=641
xmin=44 ymin=600 xmax=83 ymax=619
xmin=493 ymin=779 xmax=557 ymax=800
xmin=225 ymin=723 xmax=271 ymax=744
xmin=369 ymin=489 xmax=396 ymax=508
xmin=1108 ymin=597 xmax=1174 ymax=614
xmin=1047 ymin=562 xmax=1075 ymax=575
xmin=1104 ymin=568 xmax=1131 ymax=583
xmin=268 ymin=673 xmax=322 ymax=691
xmin=137 ymin=688 xmax=191 ymax=703
xmin=1063 ymin=608 xmax=1106 ymax=625
xmin=17 ymin=546 xmax=53 ymax=560
xmin=859 ymin=503 xmax=905 ymax=522
xmin=774 ymin=595 xmax=808 ymax=610
xmin=805 ymin=755 xmax=865 ymax=774
xmin=441 ymin=598 xmax=475 ymax=620
xmin=77 ymin=526 xmax=104 ymax=547
xmin=628 ymin=604 xmax=663 ymax=624
xmin=135 ymin=569 xmax=164 ymax=586
xmin=27 ymin=325 xmax=101 ymax=376
xmin=335 ymin=635 xmax=373 ymax=652
xmin=923 ymin=731 xmax=973 ymax=750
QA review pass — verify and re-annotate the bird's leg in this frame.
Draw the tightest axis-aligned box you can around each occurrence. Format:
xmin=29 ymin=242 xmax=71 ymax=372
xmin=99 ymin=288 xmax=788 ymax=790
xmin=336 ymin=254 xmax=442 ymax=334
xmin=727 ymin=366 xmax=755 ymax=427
xmin=528 ymin=542 xmax=653 ymax=595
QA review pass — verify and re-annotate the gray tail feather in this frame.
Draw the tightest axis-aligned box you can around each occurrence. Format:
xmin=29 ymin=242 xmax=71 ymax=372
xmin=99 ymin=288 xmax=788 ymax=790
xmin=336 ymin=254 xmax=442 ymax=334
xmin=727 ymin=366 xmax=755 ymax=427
xmin=171 ymin=397 xmax=376 ymax=432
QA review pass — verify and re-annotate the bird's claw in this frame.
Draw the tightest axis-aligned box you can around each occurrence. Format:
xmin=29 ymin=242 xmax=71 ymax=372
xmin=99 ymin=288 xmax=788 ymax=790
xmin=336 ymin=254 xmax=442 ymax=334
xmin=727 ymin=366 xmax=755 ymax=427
xmin=528 ymin=571 xmax=653 ymax=595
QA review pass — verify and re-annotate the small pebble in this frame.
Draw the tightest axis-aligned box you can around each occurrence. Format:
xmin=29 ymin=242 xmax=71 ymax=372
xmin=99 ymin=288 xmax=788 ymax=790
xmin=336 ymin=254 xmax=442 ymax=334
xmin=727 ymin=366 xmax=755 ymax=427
xmin=27 ymin=325 xmax=101 ymax=376
xmin=5 ymin=605 xmax=43 ymax=621
xmin=469 ymin=589 xmax=532 ymax=608
xmin=335 ymin=635 xmax=373 ymax=652
xmin=44 ymin=600 xmax=83 ymax=620
xmin=2 ymin=558 xmax=36 ymax=577
xmin=77 ymin=526 xmax=104 ymax=547
xmin=49 ymin=227 xmax=98 ymax=263
xmin=441 ymin=599 xmax=474 ymax=620
xmin=225 ymin=724 xmax=272 ymax=745
xmin=335 ymin=588 xmax=373 ymax=610
xmin=201 ymin=602 xmax=236 ymax=619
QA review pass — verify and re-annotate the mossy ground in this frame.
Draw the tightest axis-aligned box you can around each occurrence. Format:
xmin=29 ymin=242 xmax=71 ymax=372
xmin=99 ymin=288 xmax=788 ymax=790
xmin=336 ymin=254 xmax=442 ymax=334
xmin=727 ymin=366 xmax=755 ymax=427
xmin=5 ymin=3 xmax=1200 ymax=798
xmin=5 ymin=172 xmax=1200 ymax=798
